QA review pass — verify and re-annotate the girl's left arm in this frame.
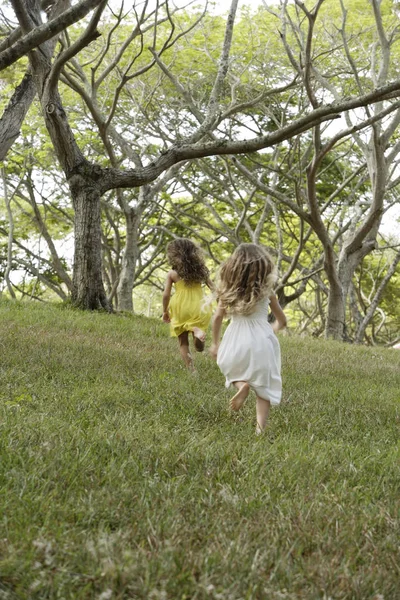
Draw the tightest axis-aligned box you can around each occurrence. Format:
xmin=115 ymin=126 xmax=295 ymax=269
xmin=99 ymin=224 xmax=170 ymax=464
xmin=209 ymin=303 xmax=225 ymax=360
xmin=269 ymin=294 xmax=287 ymax=333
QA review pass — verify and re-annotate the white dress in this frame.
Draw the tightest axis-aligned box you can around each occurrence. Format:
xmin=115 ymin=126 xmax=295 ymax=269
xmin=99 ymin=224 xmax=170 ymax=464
xmin=217 ymin=297 xmax=282 ymax=405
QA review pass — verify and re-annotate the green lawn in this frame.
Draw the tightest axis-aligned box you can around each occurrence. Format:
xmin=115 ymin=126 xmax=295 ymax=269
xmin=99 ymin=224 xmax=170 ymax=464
xmin=0 ymin=300 xmax=399 ymax=599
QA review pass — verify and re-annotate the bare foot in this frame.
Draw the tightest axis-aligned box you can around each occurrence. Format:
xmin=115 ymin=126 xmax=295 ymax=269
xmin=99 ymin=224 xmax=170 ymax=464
xmin=194 ymin=337 xmax=205 ymax=352
xmin=192 ymin=327 xmax=206 ymax=343
xmin=230 ymin=383 xmax=250 ymax=411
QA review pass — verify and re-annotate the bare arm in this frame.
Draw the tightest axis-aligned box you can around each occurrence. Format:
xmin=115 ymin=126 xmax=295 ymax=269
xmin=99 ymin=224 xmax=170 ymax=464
xmin=209 ymin=302 xmax=226 ymax=359
xmin=162 ymin=270 xmax=177 ymax=322
xmin=269 ymin=294 xmax=287 ymax=333
xmin=205 ymin=277 xmax=215 ymax=292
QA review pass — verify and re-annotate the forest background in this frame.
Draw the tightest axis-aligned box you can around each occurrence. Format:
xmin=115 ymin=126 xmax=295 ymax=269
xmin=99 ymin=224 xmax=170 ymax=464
xmin=0 ymin=0 xmax=400 ymax=345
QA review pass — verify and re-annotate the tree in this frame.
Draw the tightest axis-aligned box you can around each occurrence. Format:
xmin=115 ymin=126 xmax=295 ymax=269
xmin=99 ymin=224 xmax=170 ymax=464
xmin=1 ymin=0 xmax=399 ymax=331
xmin=0 ymin=0 xmax=104 ymax=161
xmin=260 ymin=0 xmax=400 ymax=339
xmin=0 ymin=170 xmax=73 ymax=301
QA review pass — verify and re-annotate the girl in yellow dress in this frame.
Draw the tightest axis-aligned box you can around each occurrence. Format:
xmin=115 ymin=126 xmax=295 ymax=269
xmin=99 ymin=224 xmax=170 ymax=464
xmin=162 ymin=238 xmax=213 ymax=371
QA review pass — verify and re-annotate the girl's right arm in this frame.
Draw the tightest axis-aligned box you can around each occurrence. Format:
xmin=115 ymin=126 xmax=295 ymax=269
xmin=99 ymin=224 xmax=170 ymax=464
xmin=205 ymin=277 xmax=215 ymax=292
xmin=269 ymin=294 xmax=287 ymax=333
xmin=209 ymin=302 xmax=225 ymax=360
xmin=162 ymin=271 xmax=176 ymax=323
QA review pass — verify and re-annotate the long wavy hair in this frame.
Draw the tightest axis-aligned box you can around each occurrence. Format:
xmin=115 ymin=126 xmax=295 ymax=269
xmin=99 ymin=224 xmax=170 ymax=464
xmin=167 ymin=238 xmax=210 ymax=284
xmin=216 ymin=243 xmax=277 ymax=315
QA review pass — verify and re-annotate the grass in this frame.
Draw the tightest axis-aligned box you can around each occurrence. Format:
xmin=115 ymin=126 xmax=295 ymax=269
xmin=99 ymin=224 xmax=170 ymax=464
xmin=0 ymin=299 xmax=399 ymax=600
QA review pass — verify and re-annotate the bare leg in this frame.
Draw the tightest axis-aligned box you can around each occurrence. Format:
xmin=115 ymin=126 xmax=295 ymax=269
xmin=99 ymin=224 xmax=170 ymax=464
xmin=256 ymin=396 xmax=271 ymax=434
xmin=178 ymin=332 xmax=194 ymax=371
xmin=230 ymin=381 xmax=250 ymax=411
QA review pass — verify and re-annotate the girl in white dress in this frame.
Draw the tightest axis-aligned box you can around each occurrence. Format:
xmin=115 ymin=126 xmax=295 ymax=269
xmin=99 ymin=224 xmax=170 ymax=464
xmin=210 ymin=244 xmax=287 ymax=433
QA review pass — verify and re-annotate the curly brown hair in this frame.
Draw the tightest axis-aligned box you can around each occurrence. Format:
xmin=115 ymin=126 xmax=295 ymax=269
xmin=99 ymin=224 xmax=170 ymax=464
xmin=167 ymin=238 xmax=210 ymax=284
xmin=216 ymin=243 xmax=277 ymax=315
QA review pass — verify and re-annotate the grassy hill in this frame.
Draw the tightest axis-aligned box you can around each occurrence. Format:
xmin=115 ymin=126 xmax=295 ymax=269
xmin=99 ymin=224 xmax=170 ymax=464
xmin=0 ymin=300 xmax=399 ymax=600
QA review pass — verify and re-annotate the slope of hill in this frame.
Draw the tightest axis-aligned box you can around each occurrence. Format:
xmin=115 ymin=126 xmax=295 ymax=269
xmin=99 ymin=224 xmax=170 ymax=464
xmin=0 ymin=300 xmax=399 ymax=599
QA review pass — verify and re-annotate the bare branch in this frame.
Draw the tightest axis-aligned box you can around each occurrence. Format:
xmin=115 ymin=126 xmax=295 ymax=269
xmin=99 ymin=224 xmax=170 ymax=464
xmin=0 ymin=0 xmax=104 ymax=71
xmin=47 ymin=0 xmax=107 ymax=94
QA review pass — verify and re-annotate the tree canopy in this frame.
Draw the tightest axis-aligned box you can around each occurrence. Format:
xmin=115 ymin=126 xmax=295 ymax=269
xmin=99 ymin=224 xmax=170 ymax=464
xmin=0 ymin=0 xmax=399 ymax=344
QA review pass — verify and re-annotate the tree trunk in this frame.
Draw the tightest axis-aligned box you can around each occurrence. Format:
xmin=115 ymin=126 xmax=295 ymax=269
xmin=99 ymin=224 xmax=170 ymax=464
xmin=116 ymin=207 xmax=141 ymax=311
xmin=71 ymin=177 xmax=111 ymax=310
xmin=325 ymin=279 xmax=346 ymax=339
xmin=321 ymin=238 xmax=346 ymax=340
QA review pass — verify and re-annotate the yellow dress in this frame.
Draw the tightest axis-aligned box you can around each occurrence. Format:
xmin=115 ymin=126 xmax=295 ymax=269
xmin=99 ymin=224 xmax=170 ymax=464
xmin=169 ymin=280 xmax=213 ymax=337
